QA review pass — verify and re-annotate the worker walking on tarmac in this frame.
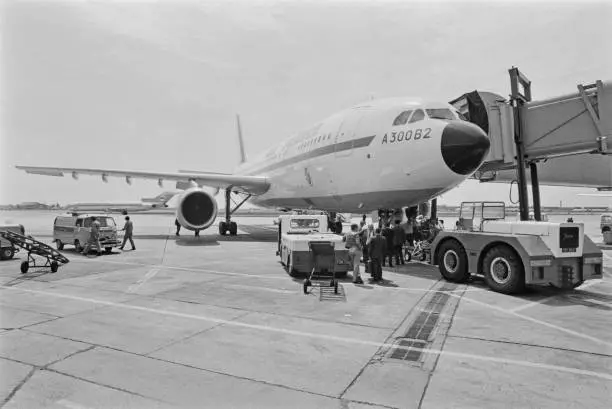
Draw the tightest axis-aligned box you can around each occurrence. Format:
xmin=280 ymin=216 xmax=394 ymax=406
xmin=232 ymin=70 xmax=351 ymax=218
xmin=343 ymin=224 xmax=364 ymax=284
xmin=81 ymin=216 xmax=102 ymax=256
xmin=175 ymin=218 xmax=181 ymax=236
xmin=119 ymin=216 xmax=135 ymax=251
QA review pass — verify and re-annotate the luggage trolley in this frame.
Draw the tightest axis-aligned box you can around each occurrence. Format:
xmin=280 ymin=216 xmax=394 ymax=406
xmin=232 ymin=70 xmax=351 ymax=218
xmin=0 ymin=230 xmax=70 ymax=274
xmin=303 ymin=241 xmax=339 ymax=295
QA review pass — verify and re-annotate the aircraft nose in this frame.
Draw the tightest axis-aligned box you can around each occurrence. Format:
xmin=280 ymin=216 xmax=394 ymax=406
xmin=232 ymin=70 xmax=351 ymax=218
xmin=440 ymin=121 xmax=490 ymax=175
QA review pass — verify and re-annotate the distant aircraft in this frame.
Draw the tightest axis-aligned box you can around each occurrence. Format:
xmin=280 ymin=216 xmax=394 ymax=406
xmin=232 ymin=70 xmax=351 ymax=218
xmin=65 ymin=192 xmax=177 ymax=214
xmin=17 ymin=100 xmax=490 ymax=235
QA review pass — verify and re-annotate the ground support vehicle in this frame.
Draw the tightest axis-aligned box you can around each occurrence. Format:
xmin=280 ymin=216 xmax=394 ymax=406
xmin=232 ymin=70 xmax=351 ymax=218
xmin=430 ymin=202 xmax=603 ymax=294
xmin=53 ymin=213 xmax=121 ymax=253
xmin=277 ymin=214 xmax=350 ymax=277
xmin=0 ymin=224 xmax=25 ymax=260
xmin=303 ymin=241 xmax=340 ymax=295
xmin=601 ymin=214 xmax=612 ymax=244
xmin=0 ymin=230 xmax=70 ymax=274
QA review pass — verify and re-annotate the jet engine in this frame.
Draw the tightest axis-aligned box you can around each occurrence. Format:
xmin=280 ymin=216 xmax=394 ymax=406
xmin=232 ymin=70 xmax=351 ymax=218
xmin=175 ymin=187 xmax=218 ymax=231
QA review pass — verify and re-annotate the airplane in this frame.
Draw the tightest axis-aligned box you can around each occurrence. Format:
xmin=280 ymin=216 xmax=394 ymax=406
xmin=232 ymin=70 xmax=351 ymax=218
xmin=64 ymin=192 xmax=177 ymax=214
xmin=16 ymin=99 xmax=490 ymax=236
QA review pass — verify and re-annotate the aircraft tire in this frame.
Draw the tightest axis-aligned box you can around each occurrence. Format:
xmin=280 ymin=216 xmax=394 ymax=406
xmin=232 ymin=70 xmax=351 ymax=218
xmin=438 ymin=240 xmax=469 ymax=283
xmin=229 ymin=222 xmax=238 ymax=236
xmin=219 ymin=221 xmax=227 ymax=236
xmin=50 ymin=261 xmax=59 ymax=273
xmin=483 ymin=245 xmax=525 ymax=294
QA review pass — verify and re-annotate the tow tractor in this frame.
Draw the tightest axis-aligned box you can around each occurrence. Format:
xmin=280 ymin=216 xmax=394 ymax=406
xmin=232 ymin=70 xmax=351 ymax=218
xmin=431 ymin=67 xmax=607 ymax=294
xmin=431 ymin=202 xmax=603 ymax=294
xmin=276 ymin=214 xmax=350 ymax=277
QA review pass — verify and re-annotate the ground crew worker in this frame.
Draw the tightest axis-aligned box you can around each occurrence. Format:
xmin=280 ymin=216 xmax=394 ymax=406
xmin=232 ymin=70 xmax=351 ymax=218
xmin=393 ymin=220 xmax=406 ymax=265
xmin=402 ymin=216 xmax=415 ymax=247
xmin=368 ymin=228 xmax=386 ymax=281
xmin=81 ymin=216 xmax=102 ymax=256
xmin=381 ymin=223 xmax=395 ymax=267
xmin=342 ymin=224 xmax=364 ymax=284
xmin=175 ymin=218 xmax=181 ymax=236
xmin=360 ymin=215 xmax=367 ymax=229
xmin=119 ymin=216 xmax=135 ymax=251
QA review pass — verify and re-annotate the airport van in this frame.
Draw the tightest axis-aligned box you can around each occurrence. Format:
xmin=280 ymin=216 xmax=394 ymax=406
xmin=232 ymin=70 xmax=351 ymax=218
xmin=53 ymin=214 xmax=120 ymax=253
xmin=0 ymin=224 xmax=25 ymax=260
xmin=601 ymin=213 xmax=612 ymax=233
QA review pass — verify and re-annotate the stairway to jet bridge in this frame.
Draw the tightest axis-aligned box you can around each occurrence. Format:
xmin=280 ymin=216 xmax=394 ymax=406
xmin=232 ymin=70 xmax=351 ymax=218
xmin=450 ymin=69 xmax=611 ymax=177
xmin=449 ymin=67 xmax=611 ymax=221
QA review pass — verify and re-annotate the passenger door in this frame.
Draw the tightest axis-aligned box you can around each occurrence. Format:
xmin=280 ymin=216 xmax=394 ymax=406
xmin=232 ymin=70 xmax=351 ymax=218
xmin=334 ymin=111 xmax=364 ymax=158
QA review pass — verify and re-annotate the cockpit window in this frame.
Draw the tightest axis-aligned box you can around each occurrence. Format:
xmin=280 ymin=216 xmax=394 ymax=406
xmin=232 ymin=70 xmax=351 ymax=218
xmin=408 ymin=109 xmax=425 ymax=123
xmin=425 ymin=108 xmax=456 ymax=120
xmin=392 ymin=110 xmax=413 ymax=126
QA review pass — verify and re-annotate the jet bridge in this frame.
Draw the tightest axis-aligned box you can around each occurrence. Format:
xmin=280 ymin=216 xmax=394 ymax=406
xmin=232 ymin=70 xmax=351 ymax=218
xmin=450 ymin=67 xmax=611 ymax=220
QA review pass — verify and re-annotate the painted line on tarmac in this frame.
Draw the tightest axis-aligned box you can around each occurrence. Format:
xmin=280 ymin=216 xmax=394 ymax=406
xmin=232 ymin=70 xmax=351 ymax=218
xmin=4 ymin=285 xmax=612 ymax=382
xmin=447 ymin=292 xmax=612 ymax=349
xmin=510 ymin=279 xmax=606 ymax=313
xmin=64 ymin=257 xmax=482 ymax=295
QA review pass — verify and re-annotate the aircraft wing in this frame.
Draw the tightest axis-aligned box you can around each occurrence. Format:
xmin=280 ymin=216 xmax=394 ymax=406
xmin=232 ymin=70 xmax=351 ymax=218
xmin=15 ymin=166 xmax=270 ymax=195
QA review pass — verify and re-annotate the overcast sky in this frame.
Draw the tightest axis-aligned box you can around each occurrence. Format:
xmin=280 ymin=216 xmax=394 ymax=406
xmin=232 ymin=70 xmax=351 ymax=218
xmin=1 ymin=0 xmax=611 ymax=208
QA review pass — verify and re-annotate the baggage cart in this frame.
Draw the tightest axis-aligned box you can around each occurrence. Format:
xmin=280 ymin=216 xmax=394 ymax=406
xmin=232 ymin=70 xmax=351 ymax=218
xmin=303 ymin=241 xmax=339 ymax=295
xmin=0 ymin=230 xmax=70 ymax=274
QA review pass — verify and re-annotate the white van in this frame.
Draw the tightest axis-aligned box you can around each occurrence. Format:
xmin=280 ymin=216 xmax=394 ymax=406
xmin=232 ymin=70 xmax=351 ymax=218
xmin=53 ymin=214 xmax=120 ymax=253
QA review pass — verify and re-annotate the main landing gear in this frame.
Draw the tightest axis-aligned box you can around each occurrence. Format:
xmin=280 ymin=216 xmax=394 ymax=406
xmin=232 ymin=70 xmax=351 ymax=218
xmin=218 ymin=188 xmax=251 ymax=236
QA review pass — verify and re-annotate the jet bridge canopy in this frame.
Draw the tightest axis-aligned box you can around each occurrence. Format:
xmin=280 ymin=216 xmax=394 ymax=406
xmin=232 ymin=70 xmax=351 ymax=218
xmin=451 ymin=79 xmax=611 ymax=173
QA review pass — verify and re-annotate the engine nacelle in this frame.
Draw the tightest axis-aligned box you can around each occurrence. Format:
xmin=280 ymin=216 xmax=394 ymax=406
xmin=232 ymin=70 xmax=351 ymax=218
xmin=176 ymin=187 xmax=218 ymax=231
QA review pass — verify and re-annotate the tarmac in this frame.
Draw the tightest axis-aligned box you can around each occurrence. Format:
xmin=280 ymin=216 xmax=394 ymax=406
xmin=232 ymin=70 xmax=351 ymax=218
xmin=1 ymin=215 xmax=611 ymax=409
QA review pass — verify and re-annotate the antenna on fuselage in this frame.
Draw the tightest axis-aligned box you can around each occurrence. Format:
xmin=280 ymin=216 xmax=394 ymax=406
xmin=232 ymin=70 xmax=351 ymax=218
xmin=236 ymin=114 xmax=247 ymax=164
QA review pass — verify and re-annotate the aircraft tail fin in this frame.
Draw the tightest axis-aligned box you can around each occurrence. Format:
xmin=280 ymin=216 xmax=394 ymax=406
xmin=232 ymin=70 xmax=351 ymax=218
xmin=142 ymin=191 xmax=176 ymax=204
xmin=236 ymin=114 xmax=247 ymax=164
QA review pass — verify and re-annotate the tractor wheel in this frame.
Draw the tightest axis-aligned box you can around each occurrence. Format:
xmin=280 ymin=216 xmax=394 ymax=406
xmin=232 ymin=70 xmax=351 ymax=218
xmin=437 ymin=240 xmax=469 ymax=283
xmin=0 ymin=247 xmax=15 ymax=260
xmin=483 ymin=245 xmax=525 ymax=294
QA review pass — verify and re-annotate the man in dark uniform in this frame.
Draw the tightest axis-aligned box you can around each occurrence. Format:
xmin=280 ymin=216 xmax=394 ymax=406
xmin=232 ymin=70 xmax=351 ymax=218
xmin=381 ymin=223 xmax=395 ymax=267
xmin=119 ymin=216 xmax=135 ymax=251
xmin=368 ymin=228 xmax=387 ymax=281
xmin=392 ymin=220 xmax=406 ymax=265
xmin=175 ymin=218 xmax=181 ymax=236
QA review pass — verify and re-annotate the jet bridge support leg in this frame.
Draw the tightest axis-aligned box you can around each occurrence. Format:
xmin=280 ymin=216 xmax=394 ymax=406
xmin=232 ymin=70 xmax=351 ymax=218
xmin=509 ymin=67 xmax=533 ymax=221
xmin=530 ymin=162 xmax=542 ymax=221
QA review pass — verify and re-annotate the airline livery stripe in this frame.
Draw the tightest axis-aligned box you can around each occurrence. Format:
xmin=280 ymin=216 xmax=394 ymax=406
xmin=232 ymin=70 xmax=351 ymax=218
xmin=248 ymin=135 xmax=376 ymax=175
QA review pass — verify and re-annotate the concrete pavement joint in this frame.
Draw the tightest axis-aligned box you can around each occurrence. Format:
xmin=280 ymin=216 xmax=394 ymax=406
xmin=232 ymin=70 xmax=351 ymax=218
xmin=143 ymin=311 xmax=252 ymax=356
xmin=447 ymin=335 xmax=612 ymax=358
xmin=0 ymin=367 xmax=36 ymax=408
xmin=418 ymin=285 xmax=467 ymax=409
xmin=338 ymin=280 xmax=439 ymax=399
xmin=446 ymin=291 xmax=612 ymax=349
xmin=44 ymin=367 xmax=174 ymax=406
xmin=6 ymin=285 xmax=612 ymax=381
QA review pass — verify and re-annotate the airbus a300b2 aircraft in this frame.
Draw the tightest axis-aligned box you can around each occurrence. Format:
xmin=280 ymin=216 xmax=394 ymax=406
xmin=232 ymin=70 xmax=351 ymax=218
xmin=17 ymin=98 xmax=490 ymax=236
